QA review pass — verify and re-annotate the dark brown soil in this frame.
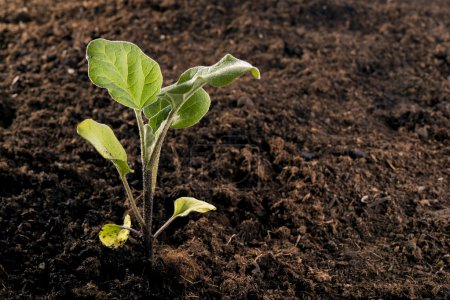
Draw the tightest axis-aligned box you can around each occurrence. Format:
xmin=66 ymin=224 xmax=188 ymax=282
xmin=1 ymin=0 xmax=449 ymax=299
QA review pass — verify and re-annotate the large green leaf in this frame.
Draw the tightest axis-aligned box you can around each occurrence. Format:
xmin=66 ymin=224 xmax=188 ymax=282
xmin=77 ymin=119 xmax=132 ymax=176
xmin=99 ymin=214 xmax=131 ymax=249
xmin=172 ymin=197 xmax=216 ymax=218
xmin=86 ymin=38 xmax=163 ymax=109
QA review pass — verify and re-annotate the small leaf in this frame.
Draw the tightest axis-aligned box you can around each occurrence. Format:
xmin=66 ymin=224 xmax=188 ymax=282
xmin=77 ymin=119 xmax=132 ymax=177
xmin=149 ymin=106 xmax=171 ymax=132
xmin=172 ymin=197 xmax=216 ymax=218
xmin=86 ymin=38 xmax=163 ymax=109
xmin=172 ymin=88 xmax=211 ymax=129
xmin=143 ymin=123 xmax=156 ymax=165
xmin=143 ymin=97 xmax=170 ymax=119
xmin=144 ymin=124 xmax=155 ymax=148
xmin=143 ymin=98 xmax=171 ymax=132
xmin=144 ymin=88 xmax=210 ymax=130
xmin=99 ymin=214 xmax=132 ymax=249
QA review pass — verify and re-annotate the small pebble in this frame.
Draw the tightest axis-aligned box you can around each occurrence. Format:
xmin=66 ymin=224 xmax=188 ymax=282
xmin=361 ymin=195 xmax=369 ymax=203
xmin=237 ymin=97 xmax=255 ymax=108
xmin=325 ymin=240 xmax=338 ymax=252
xmin=417 ymin=186 xmax=426 ymax=193
xmin=301 ymin=151 xmax=313 ymax=160
xmin=349 ymin=149 xmax=365 ymax=159
xmin=417 ymin=127 xmax=428 ymax=141
xmin=11 ymin=76 xmax=20 ymax=86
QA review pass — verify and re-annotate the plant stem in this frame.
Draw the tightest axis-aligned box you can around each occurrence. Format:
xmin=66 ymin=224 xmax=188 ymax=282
xmin=119 ymin=175 xmax=145 ymax=227
xmin=135 ymin=107 xmax=177 ymax=258
xmin=147 ymin=110 xmax=176 ymax=192
xmin=143 ymin=110 xmax=176 ymax=257
xmin=134 ymin=109 xmax=154 ymax=258
xmin=153 ymin=216 xmax=176 ymax=240
xmin=143 ymin=166 xmax=154 ymax=258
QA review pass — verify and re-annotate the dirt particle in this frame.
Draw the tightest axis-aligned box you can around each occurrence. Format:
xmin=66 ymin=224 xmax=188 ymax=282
xmin=0 ymin=99 xmax=15 ymax=129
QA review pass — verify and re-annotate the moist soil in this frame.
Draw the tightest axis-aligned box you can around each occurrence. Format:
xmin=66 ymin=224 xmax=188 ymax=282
xmin=1 ymin=0 xmax=449 ymax=299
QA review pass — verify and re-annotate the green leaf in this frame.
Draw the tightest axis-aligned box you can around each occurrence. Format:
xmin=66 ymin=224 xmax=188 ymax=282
xmin=172 ymin=197 xmax=216 ymax=218
xmin=160 ymin=54 xmax=260 ymax=107
xmin=143 ymin=96 xmax=170 ymax=119
xmin=86 ymin=38 xmax=163 ymax=109
xmin=144 ymin=88 xmax=211 ymax=130
xmin=99 ymin=214 xmax=131 ymax=249
xmin=143 ymin=98 xmax=171 ymax=132
xmin=149 ymin=105 xmax=171 ymax=133
xmin=144 ymin=54 xmax=258 ymax=130
xmin=144 ymin=124 xmax=155 ymax=149
xmin=171 ymin=88 xmax=211 ymax=129
xmin=77 ymin=119 xmax=132 ymax=177
xmin=143 ymin=123 xmax=156 ymax=166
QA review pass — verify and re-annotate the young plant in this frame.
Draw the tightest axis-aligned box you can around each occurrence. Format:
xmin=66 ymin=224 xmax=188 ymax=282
xmin=77 ymin=39 xmax=259 ymax=259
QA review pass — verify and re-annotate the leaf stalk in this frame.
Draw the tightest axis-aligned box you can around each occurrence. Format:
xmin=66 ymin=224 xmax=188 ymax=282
xmin=153 ymin=216 xmax=176 ymax=240
xmin=118 ymin=225 xmax=142 ymax=237
xmin=119 ymin=174 xmax=145 ymax=227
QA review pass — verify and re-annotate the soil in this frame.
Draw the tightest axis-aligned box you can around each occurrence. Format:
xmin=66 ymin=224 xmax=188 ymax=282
xmin=1 ymin=0 xmax=449 ymax=299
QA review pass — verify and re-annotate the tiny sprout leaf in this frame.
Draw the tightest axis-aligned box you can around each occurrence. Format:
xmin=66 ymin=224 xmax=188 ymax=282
xmin=99 ymin=214 xmax=132 ymax=249
xmin=172 ymin=197 xmax=216 ymax=218
xmin=144 ymin=124 xmax=155 ymax=148
xmin=171 ymin=88 xmax=211 ymax=129
xmin=143 ymin=123 xmax=156 ymax=165
xmin=77 ymin=119 xmax=132 ymax=177
xmin=87 ymin=38 xmax=163 ymax=109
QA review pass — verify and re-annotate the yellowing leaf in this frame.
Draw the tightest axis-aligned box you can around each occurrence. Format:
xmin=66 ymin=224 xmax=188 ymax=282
xmin=77 ymin=119 xmax=132 ymax=177
xmin=99 ymin=214 xmax=131 ymax=249
xmin=172 ymin=197 xmax=216 ymax=218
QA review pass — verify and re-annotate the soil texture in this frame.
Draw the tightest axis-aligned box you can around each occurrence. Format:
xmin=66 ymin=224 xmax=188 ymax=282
xmin=1 ymin=0 xmax=449 ymax=299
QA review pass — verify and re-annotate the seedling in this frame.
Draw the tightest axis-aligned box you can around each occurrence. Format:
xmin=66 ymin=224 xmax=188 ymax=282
xmin=77 ymin=39 xmax=259 ymax=259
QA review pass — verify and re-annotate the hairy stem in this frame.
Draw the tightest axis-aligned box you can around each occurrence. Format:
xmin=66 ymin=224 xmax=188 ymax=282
xmin=135 ymin=109 xmax=147 ymax=163
xmin=135 ymin=109 xmax=154 ymax=257
xmin=142 ymin=110 xmax=176 ymax=255
xmin=147 ymin=110 xmax=176 ymax=192
xmin=119 ymin=175 xmax=144 ymax=227
xmin=143 ymin=167 xmax=153 ymax=258
xmin=136 ymin=105 xmax=177 ymax=258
